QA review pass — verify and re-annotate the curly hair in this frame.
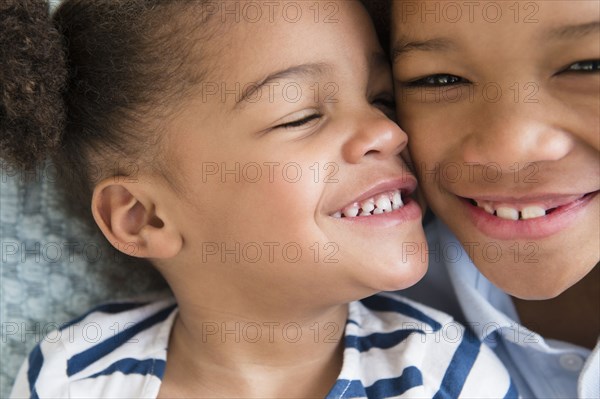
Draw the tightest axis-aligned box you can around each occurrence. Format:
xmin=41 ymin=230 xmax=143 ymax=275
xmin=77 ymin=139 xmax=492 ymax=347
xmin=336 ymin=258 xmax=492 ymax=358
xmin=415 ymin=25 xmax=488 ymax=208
xmin=1 ymin=0 xmax=217 ymax=219
xmin=0 ymin=0 xmax=67 ymax=171
xmin=2 ymin=0 xmax=391 ymax=221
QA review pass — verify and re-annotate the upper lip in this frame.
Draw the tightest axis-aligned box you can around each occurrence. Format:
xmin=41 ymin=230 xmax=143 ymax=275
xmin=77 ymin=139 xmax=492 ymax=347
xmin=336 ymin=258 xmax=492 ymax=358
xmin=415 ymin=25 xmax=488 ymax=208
xmin=332 ymin=176 xmax=417 ymax=213
xmin=460 ymin=192 xmax=597 ymax=209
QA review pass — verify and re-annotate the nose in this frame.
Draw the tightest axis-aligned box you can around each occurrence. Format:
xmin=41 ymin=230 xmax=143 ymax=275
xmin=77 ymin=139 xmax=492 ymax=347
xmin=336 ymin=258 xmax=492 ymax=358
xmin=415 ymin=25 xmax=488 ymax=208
xmin=461 ymin=100 xmax=573 ymax=170
xmin=342 ymin=111 xmax=408 ymax=164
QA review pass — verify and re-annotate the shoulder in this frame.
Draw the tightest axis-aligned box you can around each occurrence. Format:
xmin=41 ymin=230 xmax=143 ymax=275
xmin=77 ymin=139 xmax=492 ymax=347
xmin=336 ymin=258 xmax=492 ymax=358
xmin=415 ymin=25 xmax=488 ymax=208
xmin=352 ymin=291 xmax=456 ymax=333
xmin=344 ymin=293 xmax=517 ymax=398
xmin=10 ymin=297 xmax=177 ymax=399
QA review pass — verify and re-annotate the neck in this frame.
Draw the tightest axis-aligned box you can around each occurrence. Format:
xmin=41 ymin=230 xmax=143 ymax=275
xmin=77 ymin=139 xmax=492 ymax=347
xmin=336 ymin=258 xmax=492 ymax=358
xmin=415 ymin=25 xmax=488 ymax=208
xmin=159 ymin=299 xmax=348 ymax=398
xmin=512 ymin=264 xmax=599 ymax=349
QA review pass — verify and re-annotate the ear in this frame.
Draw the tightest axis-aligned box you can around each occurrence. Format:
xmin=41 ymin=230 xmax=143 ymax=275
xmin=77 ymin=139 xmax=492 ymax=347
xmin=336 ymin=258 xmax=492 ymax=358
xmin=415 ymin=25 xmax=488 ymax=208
xmin=91 ymin=178 xmax=182 ymax=259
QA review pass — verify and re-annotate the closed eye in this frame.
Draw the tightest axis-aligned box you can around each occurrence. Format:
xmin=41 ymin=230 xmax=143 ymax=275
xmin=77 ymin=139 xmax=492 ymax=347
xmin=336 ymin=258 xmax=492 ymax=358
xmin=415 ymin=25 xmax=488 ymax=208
xmin=274 ymin=113 xmax=322 ymax=129
xmin=373 ymin=97 xmax=396 ymax=110
xmin=372 ymin=96 xmax=396 ymax=118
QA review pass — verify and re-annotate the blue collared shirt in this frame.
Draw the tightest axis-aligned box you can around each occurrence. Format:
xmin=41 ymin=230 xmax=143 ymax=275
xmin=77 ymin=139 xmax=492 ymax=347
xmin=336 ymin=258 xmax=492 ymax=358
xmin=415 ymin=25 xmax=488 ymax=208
xmin=402 ymin=218 xmax=599 ymax=398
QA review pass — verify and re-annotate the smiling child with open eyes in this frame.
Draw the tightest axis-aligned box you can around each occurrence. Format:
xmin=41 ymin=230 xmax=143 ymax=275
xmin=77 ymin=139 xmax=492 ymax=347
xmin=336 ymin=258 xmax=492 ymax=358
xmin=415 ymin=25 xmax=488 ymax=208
xmin=387 ymin=1 xmax=599 ymax=397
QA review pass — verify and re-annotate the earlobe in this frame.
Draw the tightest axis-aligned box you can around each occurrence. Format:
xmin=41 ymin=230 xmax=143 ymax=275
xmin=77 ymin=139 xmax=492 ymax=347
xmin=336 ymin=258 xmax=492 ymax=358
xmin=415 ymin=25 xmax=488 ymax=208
xmin=91 ymin=180 xmax=182 ymax=259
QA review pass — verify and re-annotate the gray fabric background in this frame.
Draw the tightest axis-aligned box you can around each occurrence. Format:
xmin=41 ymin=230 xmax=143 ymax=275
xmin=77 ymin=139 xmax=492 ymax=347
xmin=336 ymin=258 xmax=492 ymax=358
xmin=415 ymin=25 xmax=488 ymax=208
xmin=0 ymin=161 xmax=168 ymax=398
xmin=2 ymin=2 xmax=167 ymax=396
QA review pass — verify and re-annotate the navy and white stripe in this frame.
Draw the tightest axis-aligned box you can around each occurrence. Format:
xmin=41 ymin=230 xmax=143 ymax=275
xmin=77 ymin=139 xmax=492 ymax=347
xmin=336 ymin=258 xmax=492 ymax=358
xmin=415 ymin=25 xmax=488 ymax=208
xmin=10 ymin=298 xmax=177 ymax=399
xmin=329 ymin=293 xmax=515 ymax=398
xmin=10 ymin=293 xmax=516 ymax=398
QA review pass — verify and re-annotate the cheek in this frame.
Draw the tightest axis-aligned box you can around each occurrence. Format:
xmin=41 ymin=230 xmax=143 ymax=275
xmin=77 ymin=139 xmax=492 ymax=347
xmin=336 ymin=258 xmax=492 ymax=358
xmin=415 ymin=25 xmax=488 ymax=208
xmin=224 ymin=178 xmax=324 ymax=242
xmin=555 ymin=92 xmax=600 ymax=153
xmin=578 ymin=109 xmax=600 ymax=153
xmin=403 ymin=118 xmax=450 ymax=202
xmin=401 ymin=106 xmax=452 ymax=163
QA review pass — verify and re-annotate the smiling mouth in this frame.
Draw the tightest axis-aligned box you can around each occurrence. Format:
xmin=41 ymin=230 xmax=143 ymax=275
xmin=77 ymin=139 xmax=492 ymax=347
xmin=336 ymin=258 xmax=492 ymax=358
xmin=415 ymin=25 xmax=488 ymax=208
xmin=331 ymin=189 xmax=405 ymax=218
xmin=467 ymin=198 xmax=558 ymax=220
xmin=464 ymin=191 xmax=598 ymax=221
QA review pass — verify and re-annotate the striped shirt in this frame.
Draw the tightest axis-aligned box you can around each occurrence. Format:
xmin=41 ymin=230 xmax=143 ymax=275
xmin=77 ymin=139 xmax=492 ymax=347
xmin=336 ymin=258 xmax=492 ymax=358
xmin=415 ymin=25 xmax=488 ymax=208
xmin=10 ymin=292 xmax=517 ymax=398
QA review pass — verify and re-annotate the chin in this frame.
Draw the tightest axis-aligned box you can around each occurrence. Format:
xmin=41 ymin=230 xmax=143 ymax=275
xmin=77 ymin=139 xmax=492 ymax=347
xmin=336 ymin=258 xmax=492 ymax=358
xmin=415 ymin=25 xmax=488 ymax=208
xmin=338 ymin=223 xmax=429 ymax=293
xmin=478 ymin=258 xmax=595 ymax=300
xmin=502 ymin=281 xmax=573 ymax=301
xmin=376 ymin=253 xmax=429 ymax=292
xmin=444 ymin=211 xmax=599 ymax=299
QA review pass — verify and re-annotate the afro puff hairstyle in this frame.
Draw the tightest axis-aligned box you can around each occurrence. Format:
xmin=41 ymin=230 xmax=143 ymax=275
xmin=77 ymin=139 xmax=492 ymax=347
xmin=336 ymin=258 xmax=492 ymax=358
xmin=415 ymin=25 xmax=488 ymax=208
xmin=0 ymin=0 xmax=67 ymax=171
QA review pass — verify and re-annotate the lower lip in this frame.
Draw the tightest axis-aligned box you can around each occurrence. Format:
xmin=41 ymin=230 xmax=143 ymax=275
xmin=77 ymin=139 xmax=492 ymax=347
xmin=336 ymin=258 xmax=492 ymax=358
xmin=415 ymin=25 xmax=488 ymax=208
xmin=463 ymin=191 xmax=598 ymax=240
xmin=331 ymin=197 xmax=421 ymax=227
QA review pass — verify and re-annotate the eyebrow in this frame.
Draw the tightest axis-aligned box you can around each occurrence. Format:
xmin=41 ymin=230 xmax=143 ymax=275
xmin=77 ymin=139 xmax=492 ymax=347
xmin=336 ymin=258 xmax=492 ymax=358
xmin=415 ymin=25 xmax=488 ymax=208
xmin=391 ymin=38 xmax=456 ymax=63
xmin=235 ymin=63 xmax=331 ymax=109
xmin=547 ymin=21 xmax=600 ymax=41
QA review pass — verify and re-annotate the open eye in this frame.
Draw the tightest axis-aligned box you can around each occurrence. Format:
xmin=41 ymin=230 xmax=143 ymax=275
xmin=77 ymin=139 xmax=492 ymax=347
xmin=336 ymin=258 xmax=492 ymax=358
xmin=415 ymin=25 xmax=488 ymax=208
xmin=561 ymin=59 xmax=600 ymax=74
xmin=273 ymin=112 xmax=322 ymax=130
xmin=406 ymin=74 xmax=468 ymax=87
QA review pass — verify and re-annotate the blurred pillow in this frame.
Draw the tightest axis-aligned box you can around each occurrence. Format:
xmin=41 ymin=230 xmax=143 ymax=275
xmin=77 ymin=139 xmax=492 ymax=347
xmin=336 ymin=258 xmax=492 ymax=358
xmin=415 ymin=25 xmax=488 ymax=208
xmin=0 ymin=160 xmax=168 ymax=397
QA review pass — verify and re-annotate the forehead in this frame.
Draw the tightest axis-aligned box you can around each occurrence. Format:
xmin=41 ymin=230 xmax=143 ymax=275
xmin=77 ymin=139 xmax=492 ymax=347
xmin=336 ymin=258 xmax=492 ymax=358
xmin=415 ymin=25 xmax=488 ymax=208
xmin=203 ymin=0 xmax=380 ymax=82
xmin=392 ymin=0 xmax=599 ymax=42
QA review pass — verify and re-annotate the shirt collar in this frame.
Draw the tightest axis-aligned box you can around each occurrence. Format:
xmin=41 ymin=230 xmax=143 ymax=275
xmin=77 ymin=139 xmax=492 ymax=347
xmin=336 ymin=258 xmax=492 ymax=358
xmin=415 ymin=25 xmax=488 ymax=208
xmin=435 ymin=219 xmax=598 ymax=357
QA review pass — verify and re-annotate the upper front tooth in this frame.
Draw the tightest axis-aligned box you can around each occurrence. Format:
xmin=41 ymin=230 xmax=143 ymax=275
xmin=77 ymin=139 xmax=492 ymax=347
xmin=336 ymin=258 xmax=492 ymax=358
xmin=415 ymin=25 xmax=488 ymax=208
xmin=475 ymin=200 xmax=494 ymax=214
xmin=343 ymin=205 xmax=359 ymax=218
xmin=496 ymin=207 xmax=519 ymax=221
xmin=360 ymin=199 xmax=375 ymax=213
xmin=521 ymin=206 xmax=546 ymax=220
xmin=375 ymin=195 xmax=392 ymax=212
xmin=332 ymin=211 xmax=342 ymax=218
xmin=483 ymin=204 xmax=494 ymax=214
xmin=392 ymin=191 xmax=403 ymax=210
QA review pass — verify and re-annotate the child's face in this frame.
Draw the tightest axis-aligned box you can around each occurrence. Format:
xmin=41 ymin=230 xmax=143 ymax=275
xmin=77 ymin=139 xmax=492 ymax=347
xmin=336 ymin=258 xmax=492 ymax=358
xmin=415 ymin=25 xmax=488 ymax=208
xmin=157 ymin=1 xmax=427 ymax=306
xmin=392 ymin=0 xmax=599 ymax=299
